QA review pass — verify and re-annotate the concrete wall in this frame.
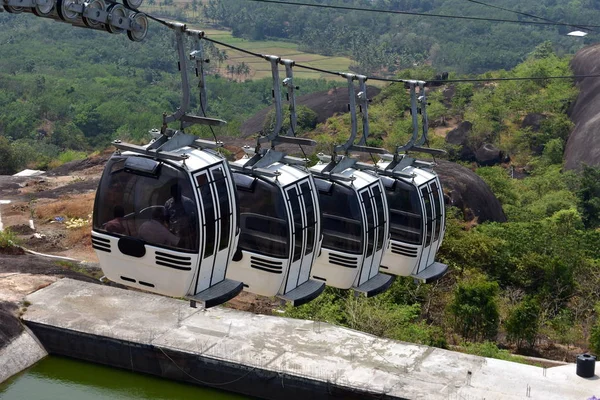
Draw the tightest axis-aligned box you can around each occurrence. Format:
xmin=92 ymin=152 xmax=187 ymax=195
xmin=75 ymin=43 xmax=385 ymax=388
xmin=25 ymin=321 xmax=394 ymax=400
xmin=0 ymin=329 xmax=47 ymax=384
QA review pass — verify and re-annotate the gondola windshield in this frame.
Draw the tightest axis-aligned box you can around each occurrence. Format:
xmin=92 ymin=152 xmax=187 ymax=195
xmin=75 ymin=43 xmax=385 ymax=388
xmin=316 ymin=179 xmax=363 ymax=254
xmin=93 ymin=156 xmax=199 ymax=252
xmin=386 ymin=181 xmax=423 ymax=245
xmin=235 ymin=174 xmax=290 ymax=258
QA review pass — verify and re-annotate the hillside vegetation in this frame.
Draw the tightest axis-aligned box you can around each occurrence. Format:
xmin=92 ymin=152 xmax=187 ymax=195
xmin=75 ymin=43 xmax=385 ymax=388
xmin=285 ymin=46 xmax=600 ymax=360
xmin=204 ymin=0 xmax=599 ymax=74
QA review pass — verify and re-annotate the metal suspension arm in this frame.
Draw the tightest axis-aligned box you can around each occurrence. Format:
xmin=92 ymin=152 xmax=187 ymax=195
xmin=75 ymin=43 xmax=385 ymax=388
xmin=395 ymin=80 xmax=419 ymax=154
xmin=259 ymin=55 xmax=283 ymax=144
xmin=416 ymin=81 xmax=429 ymax=146
xmin=189 ymin=29 xmax=208 ymax=116
xmin=281 ymin=59 xmax=298 ymax=136
xmin=357 ymin=75 xmax=369 ymax=146
xmin=334 ymin=73 xmax=358 ymax=155
xmin=163 ymin=23 xmax=190 ymax=128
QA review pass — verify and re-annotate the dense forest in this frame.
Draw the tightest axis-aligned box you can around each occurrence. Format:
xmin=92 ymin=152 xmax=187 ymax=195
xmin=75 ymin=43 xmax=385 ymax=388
xmin=0 ymin=13 xmax=336 ymax=173
xmin=203 ymin=0 xmax=599 ymax=74
xmin=1 ymin=3 xmax=600 ymax=361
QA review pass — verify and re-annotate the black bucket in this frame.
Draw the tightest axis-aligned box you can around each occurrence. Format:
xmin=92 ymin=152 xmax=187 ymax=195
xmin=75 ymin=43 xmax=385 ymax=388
xmin=576 ymin=353 xmax=597 ymax=378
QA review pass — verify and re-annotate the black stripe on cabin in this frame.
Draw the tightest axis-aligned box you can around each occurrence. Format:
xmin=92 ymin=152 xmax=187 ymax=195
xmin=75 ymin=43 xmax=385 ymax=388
xmin=250 ymin=264 xmax=283 ymax=274
xmin=120 ymin=276 xmax=136 ymax=283
xmin=155 ymin=251 xmax=192 ymax=261
xmin=92 ymin=245 xmax=111 ymax=253
xmin=139 ymin=281 xmax=155 ymax=288
xmin=156 ymin=261 xmax=192 ymax=271
xmin=155 ymin=256 xmax=192 ymax=266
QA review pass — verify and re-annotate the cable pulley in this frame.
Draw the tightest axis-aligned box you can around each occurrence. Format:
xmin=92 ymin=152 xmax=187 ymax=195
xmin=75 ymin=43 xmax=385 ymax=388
xmin=2 ymin=0 xmax=148 ymax=41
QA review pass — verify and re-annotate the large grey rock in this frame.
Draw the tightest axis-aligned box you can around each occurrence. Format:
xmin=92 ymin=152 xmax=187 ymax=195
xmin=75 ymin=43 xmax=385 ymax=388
xmin=521 ymin=113 xmax=547 ymax=132
xmin=445 ymin=121 xmax=476 ymax=162
xmin=435 ymin=160 xmax=507 ymax=223
xmin=475 ymin=143 xmax=503 ymax=166
xmin=565 ymin=44 xmax=600 ymax=170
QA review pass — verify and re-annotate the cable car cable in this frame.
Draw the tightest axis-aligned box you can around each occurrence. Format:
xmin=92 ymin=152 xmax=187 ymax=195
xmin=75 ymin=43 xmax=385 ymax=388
xmin=238 ymin=0 xmax=600 ymax=30
xmin=462 ymin=0 xmax=595 ymax=33
xmin=142 ymin=12 xmax=600 ymax=85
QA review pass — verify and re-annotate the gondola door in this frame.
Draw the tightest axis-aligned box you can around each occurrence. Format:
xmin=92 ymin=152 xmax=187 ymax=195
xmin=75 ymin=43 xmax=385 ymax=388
xmin=281 ymin=180 xmax=318 ymax=294
xmin=356 ymin=184 xmax=387 ymax=287
xmin=192 ymin=164 xmax=236 ymax=295
xmin=417 ymin=181 xmax=440 ymax=274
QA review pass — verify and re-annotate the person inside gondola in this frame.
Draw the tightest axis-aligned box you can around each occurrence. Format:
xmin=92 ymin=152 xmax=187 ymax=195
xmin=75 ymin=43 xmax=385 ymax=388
xmin=103 ymin=205 xmax=126 ymax=234
xmin=165 ymin=183 xmax=195 ymax=248
xmin=139 ymin=207 xmax=180 ymax=247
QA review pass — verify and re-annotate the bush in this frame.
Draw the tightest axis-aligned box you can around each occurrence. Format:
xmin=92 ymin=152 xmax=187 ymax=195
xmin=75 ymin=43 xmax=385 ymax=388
xmin=448 ymin=278 xmax=500 ymax=342
xmin=505 ymin=297 xmax=540 ymax=349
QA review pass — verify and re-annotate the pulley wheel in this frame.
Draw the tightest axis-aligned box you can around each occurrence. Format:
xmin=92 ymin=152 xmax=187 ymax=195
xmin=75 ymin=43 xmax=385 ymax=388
xmin=3 ymin=5 xmax=25 ymax=13
xmin=82 ymin=0 xmax=105 ymax=28
xmin=126 ymin=12 xmax=147 ymax=42
xmin=105 ymin=3 xmax=126 ymax=34
xmin=33 ymin=0 xmax=56 ymax=16
xmin=56 ymin=0 xmax=80 ymax=22
xmin=123 ymin=0 xmax=142 ymax=9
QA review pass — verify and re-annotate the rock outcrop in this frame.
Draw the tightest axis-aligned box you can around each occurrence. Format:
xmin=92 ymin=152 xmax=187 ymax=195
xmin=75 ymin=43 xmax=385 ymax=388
xmin=435 ymin=160 xmax=507 ymax=223
xmin=445 ymin=121 xmax=476 ymax=162
xmin=565 ymin=44 xmax=600 ymax=170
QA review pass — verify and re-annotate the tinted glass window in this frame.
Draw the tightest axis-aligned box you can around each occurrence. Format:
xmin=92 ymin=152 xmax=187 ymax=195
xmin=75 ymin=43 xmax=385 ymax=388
xmin=361 ymin=191 xmax=375 ymax=257
xmin=197 ymin=172 xmax=216 ymax=258
xmin=421 ymin=186 xmax=433 ymax=246
xmin=431 ymin=181 xmax=443 ymax=242
xmin=386 ymin=181 xmax=423 ymax=245
xmin=94 ymin=156 xmax=198 ymax=251
xmin=214 ymin=168 xmax=232 ymax=252
xmin=235 ymin=174 xmax=289 ymax=258
xmin=372 ymin=186 xmax=386 ymax=251
xmin=317 ymin=179 xmax=363 ymax=254
xmin=288 ymin=187 xmax=304 ymax=262
xmin=300 ymin=182 xmax=316 ymax=255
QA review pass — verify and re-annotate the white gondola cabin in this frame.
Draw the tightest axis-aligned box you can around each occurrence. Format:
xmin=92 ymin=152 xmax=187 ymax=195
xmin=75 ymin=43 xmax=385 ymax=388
xmin=92 ymin=134 xmax=244 ymax=307
xmin=309 ymin=74 xmax=395 ymax=297
xmin=377 ymin=80 xmax=448 ymax=282
xmin=92 ymin=25 xmax=244 ymax=308
xmin=225 ymin=55 xmax=325 ymax=306
xmin=377 ymin=156 xmax=447 ymax=282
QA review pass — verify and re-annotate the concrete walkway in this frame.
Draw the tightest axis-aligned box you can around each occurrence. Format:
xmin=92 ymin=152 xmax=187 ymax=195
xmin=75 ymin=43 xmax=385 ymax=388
xmin=22 ymin=279 xmax=598 ymax=400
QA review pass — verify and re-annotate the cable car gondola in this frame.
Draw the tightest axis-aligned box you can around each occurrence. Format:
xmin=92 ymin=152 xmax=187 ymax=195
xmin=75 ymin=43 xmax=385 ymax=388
xmin=378 ymin=81 xmax=448 ymax=283
xmin=92 ymin=25 xmax=243 ymax=308
xmin=226 ymin=56 xmax=325 ymax=306
xmin=309 ymin=74 xmax=395 ymax=297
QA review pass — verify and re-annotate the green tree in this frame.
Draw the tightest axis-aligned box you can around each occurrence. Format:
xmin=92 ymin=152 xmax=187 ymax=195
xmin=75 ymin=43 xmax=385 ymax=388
xmin=577 ymin=165 xmax=600 ymax=229
xmin=505 ymin=297 xmax=540 ymax=349
xmin=448 ymin=278 xmax=500 ymax=342
xmin=590 ymin=303 xmax=600 ymax=354
xmin=0 ymin=137 xmax=16 ymax=175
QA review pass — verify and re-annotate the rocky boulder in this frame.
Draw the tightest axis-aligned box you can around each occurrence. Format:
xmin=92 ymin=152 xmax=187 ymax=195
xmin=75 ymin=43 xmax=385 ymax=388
xmin=521 ymin=113 xmax=547 ymax=132
xmin=435 ymin=160 xmax=507 ymax=223
xmin=445 ymin=121 xmax=476 ymax=162
xmin=475 ymin=143 xmax=504 ymax=166
xmin=564 ymin=44 xmax=600 ymax=170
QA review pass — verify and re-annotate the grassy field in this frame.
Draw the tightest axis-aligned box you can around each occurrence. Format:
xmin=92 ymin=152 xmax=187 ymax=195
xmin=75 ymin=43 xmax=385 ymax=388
xmin=140 ymin=4 xmax=355 ymax=82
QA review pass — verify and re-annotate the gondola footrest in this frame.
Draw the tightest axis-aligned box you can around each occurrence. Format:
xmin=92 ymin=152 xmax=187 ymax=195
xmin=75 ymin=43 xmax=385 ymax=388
xmin=189 ymin=279 xmax=244 ymax=309
xmin=411 ymin=262 xmax=448 ymax=284
xmin=278 ymin=279 xmax=325 ymax=307
xmin=354 ymin=273 xmax=395 ymax=297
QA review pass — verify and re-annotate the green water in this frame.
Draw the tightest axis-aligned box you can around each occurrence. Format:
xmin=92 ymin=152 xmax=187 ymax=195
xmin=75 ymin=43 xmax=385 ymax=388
xmin=0 ymin=356 xmax=250 ymax=400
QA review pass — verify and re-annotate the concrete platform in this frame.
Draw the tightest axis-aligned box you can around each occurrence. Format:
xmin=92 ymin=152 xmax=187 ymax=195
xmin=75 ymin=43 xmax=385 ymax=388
xmin=22 ymin=279 xmax=599 ymax=400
